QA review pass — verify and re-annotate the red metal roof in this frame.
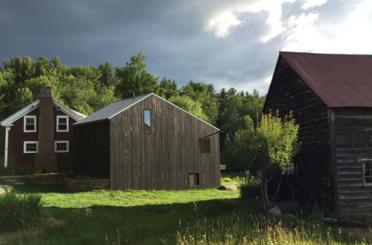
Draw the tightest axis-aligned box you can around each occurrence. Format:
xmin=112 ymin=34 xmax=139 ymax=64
xmin=280 ymin=51 xmax=372 ymax=107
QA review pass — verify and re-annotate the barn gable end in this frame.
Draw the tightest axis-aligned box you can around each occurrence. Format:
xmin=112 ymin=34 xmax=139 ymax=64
xmin=264 ymin=56 xmax=335 ymax=209
xmin=74 ymin=93 xmax=221 ymax=190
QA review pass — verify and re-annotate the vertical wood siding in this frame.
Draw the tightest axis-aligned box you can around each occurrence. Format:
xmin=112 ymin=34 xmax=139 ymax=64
xmin=333 ymin=108 xmax=372 ymax=213
xmin=264 ymin=58 xmax=334 ymax=208
xmin=109 ymin=95 xmax=220 ymax=189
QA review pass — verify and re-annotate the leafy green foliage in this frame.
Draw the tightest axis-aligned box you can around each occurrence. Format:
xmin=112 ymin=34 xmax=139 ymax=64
xmin=0 ymin=192 xmax=41 ymax=232
xmin=231 ymin=113 xmax=299 ymax=173
xmin=235 ymin=112 xmax=300 ymax=209
xmin=255 ymin=113 xmax=300 ymax=171
xmin=115 ymin=53 xmax=158 ymax=99
xmin=169 ymin=95 xmax=208 ymax=121
xmin=0 ymin=56 xmax=117 ymax=117
xmin=158 ymin=78 xmax=179 ymax=99
xmin=217 ymin=89 xmax=265 ymax=169
xmin=181 ymin=81 xmax=219 ymax=124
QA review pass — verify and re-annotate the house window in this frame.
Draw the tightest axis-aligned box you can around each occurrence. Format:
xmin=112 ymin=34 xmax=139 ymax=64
xmin=188 ymin=173 xmax=199 ymax=187
xmin=198 ymin=138 xmax=211 ymax=153
xmin=144 ymin=109 xmax=151 ymax=127
xmin=55 ymin=141 xmax=69 ymax=153
xmin=24 ymin=115 xmax=36 ymax=132
xmin=24 ymin=141 xmax=38 ymax=153
xmin=363 ymin=161 xmax=372 ymax=185
xmin=56 ymin=115 xmax=69 ymax=132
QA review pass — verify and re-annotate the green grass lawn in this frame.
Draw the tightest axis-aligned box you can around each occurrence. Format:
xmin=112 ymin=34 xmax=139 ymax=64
xmin=5 ymin=184 xmax=245 ymax=245
xmin=2 ymin=183 xmax=369 ymax=245
xmin=15 ymin=184 xmax=239 ymax=208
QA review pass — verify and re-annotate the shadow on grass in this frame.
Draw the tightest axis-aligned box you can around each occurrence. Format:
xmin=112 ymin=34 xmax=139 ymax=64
xmin=7 ymin=198 xmax=261 ymax=245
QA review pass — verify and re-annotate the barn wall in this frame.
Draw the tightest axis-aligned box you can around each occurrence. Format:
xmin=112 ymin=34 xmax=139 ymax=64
xmin=333 ymin=108 xmax=372 ymax=213
xmin=109 ymin=95 xmax=220 ymax=189
xmin=264 ymin=58 xmax=334 ymax=208
xmin=74 ymin=121 xmax=110 ymax=178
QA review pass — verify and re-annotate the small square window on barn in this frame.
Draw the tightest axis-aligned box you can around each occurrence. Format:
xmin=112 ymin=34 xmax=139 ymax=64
xmin=55 ymin=141 xmax=69 ymax=153
xmin=363 ymin=161 xmax=372 ymax=186
xmin=24 ymin=115 xmax=36 ymax=132
xmin=144 ymin=109 xmax=151 ymax=127
xmin=198 ymin=138 xmax=210 ymax=153
xmin=188 ymin=173 xmax=199 ymax=187
xmin=23 ymin=141 xmax=38 ymax=153
xmin=56 ymin=115 xmax=69 ymax=132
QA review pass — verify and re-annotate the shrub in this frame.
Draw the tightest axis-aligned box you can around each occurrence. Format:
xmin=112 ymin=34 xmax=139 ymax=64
xmin=240 ymin=171 xmax=260 ymax=200
xmin=240 ymin=184 xmax=261 ymax=200
xmin=0 ymin=192 xmax=42 ymax=232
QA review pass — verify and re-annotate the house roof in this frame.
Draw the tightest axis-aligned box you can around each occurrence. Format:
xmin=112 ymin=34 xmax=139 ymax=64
xmin=1 ymin=99 xmax=86 ymax=127
xmin=74 ymin=93 xmax=220 ymax=131
xmin=74 ymin=94 xmax=151 ymax=125
xmin=280 ymin=51 xmax=372 ymax=107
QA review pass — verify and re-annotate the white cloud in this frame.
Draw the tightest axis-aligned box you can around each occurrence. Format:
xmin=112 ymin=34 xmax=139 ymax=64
xmin=205 ymin=0 xmax=295 ymax=42
xmin=205 ymin=0 xmax=329 ymax=43
xmin=202 ymin=0 xmax=372 ymax=94
xmin=207 ymin=12 xmax=241 ymax=38
xmin=283 ymin=0 xmax=372 ymax=54
xmin=301 ymin=0 xmax=328 ymax=9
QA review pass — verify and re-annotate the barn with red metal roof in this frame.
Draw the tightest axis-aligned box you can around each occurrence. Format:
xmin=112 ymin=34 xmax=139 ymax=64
xmin=265 ymin=51 xmax=372 ymax=214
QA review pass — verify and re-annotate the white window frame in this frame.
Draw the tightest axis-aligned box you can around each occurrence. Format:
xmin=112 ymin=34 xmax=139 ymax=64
xmin=56 ymin=115 xmax=69 ymax=132
xmin=361 ymin=159 xmax=372 ymax=186
xmin=23 ymin=141 xmax=38 ymax=153
xmin=23 ymin=115 xmax=37 ymax=133
xmin=55 ymin=140 xmax=69 ymax=153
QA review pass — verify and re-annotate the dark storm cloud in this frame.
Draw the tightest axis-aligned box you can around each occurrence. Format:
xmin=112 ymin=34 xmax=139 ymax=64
xmin=0 ymin=0 xmax=361 ymax=93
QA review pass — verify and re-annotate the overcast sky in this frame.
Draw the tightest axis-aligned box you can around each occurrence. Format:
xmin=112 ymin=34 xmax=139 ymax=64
xmin=1 ymin=0 xmax=371 ymax=94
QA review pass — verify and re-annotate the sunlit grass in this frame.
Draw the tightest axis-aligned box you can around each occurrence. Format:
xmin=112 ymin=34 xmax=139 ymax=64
xmin=13 ymin=184 xmax=239 ymax=208
xmin=176 ymin=215 xmax=368 ymax=245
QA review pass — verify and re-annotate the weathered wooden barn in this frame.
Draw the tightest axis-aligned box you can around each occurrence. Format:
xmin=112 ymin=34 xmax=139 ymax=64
xmin=265 ymin=52 xmax=372 ymax=213
xmin=74 ymin=93 xmax=221 ymax=190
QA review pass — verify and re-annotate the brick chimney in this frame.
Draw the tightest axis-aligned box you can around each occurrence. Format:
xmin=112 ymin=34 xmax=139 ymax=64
xmin=35 ymin=87 xmax=57 ymax=170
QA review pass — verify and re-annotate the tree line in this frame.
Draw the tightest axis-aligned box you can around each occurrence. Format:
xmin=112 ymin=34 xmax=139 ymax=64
xmin=0 ymin=53 xmax=265 ymax=170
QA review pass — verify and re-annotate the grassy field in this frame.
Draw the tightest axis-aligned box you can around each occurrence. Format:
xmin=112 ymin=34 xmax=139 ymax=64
xmin=1 ymin=182 xmax=369 ymax=245
xmin=4 ymin=184 xmax=243 ymax=245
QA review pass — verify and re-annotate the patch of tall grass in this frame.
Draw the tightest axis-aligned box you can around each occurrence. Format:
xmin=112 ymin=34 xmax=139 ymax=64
xmin=0 ymin=192 xmax=42 ymax=232
xmin=176 ymin=215 xmax=368 ymax=245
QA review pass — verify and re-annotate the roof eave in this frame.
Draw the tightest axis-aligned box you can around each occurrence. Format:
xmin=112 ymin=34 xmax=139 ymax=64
xmin=0 ymin=100 xmax=40 ymax=127
xmin=75 ymin=93 xmax=220 ymax=131
xmin=52 ymin=100 xmax=86 ymax=121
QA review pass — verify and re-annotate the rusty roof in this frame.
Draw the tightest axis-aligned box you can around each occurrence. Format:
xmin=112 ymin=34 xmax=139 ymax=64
xmin=280 ymin=51 xmax=372 ymax=107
